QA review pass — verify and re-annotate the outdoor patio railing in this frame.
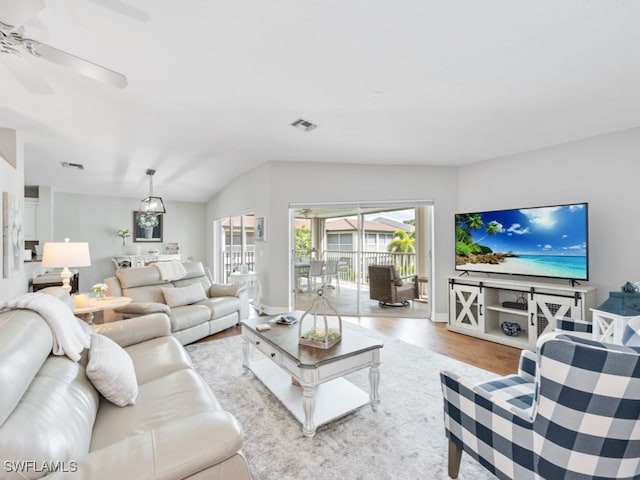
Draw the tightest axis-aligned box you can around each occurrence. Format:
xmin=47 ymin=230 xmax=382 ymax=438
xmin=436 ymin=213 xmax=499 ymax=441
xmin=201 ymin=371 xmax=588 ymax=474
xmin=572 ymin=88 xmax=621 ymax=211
xmin=297 ymin=250 xmax=416 ymax=284
xmin=222 ymin=250 xmax=255 ymax=281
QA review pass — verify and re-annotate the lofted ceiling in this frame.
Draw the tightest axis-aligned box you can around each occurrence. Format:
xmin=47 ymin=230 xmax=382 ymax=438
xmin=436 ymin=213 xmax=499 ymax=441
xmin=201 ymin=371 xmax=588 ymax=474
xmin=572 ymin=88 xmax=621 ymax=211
xmin=2 ymin=0 xmax=640 ymax=203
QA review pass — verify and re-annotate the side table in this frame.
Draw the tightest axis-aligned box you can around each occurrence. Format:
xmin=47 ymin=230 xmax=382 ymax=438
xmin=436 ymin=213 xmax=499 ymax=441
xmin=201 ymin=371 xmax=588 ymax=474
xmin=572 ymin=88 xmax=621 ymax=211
xmin=230 ymin=271 xmax=263 ymax=313
xmin=74 ymin=296 xmax=131 ymax=324
xmin=591 ymin=308 xmax=640 ymax=345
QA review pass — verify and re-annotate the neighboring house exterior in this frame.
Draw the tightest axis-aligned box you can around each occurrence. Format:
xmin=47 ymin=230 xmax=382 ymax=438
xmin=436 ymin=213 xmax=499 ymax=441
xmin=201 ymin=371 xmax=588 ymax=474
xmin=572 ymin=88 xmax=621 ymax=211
xmin=326 ymin=217 xmax=413 ymax=252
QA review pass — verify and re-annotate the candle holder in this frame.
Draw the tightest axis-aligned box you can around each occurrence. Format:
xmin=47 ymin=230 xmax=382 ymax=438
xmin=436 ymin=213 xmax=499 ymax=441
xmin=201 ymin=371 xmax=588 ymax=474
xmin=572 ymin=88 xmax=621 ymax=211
xmin=298 ymin=288 xmax=342 ymax=349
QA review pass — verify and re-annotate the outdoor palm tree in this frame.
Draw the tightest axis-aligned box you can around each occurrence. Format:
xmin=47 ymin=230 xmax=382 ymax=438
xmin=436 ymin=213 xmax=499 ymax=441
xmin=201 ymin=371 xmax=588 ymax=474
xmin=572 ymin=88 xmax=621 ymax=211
xmin=386 ymin=230 xmax=415 ymax=275
xmin=387 ymin=230 xmax=415 ymax=253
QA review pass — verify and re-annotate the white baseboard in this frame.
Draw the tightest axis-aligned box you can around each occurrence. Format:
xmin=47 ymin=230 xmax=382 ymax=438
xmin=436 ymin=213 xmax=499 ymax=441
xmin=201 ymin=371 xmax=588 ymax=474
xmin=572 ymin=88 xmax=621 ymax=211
xmin=431 ymin=312 xmax=448 ymax=323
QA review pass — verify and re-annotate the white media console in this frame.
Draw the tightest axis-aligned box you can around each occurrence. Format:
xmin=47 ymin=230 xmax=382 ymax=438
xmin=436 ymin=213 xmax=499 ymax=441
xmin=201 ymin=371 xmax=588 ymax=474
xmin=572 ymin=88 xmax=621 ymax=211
xmin=447 ymin=275 xmax=597 ymax=350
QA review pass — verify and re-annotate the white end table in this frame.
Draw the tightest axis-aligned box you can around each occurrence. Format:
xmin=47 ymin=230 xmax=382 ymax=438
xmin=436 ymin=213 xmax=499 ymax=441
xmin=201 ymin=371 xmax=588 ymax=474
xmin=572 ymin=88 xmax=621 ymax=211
xmin=74 ymin=296 xmax=131 ymax=324
xmin=230 ymin=271 xmax=263 ymax=313
xmin=591 ymin=308 xmax=640 ymax=345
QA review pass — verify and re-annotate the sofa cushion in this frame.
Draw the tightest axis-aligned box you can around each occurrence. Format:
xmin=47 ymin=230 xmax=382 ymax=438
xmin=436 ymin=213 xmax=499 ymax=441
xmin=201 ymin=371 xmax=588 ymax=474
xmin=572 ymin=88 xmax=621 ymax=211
xmin=0 ymin=356 xmax=99 ymax=475
xmin=90 ymin=368 xmax=222 ymax=451
xmin=122 ymin=284 xmax=167 ymax=304
xmin=125 ymin=336 xmax=193 ymax=385
xmin=116 ymin=265 xmax=167 ymax=288
xmin=209 ymin=283 xmax=240 ymax=297
xmin=198 ymin=296 xmax=242 ymax=319
xmin=178 ymin=261 xmax=209 ymax=281
xmin=0 ymin=310 xmax=53 ymax=426
xmin=169 ymin=304 xmax=212 ymax=332
xmin=86 ymin=334 xmax=138 ymax=407
xmin=162 ymin=283 xmax=207 ymax=308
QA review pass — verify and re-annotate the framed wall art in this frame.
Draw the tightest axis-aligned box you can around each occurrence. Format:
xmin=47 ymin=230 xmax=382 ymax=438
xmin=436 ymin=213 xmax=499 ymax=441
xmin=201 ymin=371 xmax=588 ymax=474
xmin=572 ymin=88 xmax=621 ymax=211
xmin=3 ymin=192 xmax=24 ymax=278
xmin=255 ymin=216 xmax=266 ymax=242
xmin=133 ymin=211 xmax=163 ymax=242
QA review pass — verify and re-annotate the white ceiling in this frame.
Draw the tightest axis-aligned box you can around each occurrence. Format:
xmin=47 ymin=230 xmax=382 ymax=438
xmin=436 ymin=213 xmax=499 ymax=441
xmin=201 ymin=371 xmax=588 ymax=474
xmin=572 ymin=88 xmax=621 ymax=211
xmin=2 ymin=0 xmax=640 ymax=203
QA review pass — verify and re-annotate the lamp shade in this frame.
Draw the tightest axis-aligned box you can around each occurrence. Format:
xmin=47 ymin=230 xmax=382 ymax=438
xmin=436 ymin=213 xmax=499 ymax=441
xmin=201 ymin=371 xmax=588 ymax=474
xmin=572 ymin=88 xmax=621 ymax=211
xmin=139 ymin=168 xmax=166 ymax=214
xmin=42 ymin=242 xmax=91 ymax=268
xmin=139 ymin=196 xmax=166 ymax=215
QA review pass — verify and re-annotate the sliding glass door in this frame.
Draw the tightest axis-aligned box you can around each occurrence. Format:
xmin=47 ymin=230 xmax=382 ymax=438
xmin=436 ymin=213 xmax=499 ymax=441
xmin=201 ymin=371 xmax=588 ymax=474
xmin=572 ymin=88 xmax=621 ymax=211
xmin=214 ymin=213 xmax=255 ymax=283
xmin=290 ymin=201 xmax=433 ymax=319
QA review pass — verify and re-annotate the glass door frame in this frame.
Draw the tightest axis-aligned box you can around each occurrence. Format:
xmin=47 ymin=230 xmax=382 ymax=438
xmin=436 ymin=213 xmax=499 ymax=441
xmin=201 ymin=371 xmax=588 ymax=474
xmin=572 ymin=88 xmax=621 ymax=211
xmin=212 ymin=210 xmax=255 ymax=283
xmin=289 ymin=200 xmax=433 ymax=318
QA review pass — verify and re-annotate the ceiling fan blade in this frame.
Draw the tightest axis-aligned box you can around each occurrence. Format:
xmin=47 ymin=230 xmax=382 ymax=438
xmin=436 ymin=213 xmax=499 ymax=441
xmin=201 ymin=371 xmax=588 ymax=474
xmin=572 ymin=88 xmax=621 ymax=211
xmin=0 ymin=0 xmax=44 ymax=27
xmin=87 ymin=0 xmax=150 ymax=22
xmin=30 ymin=42 xmax=128 ymax=88
xmin=0 ymin=52 xmax=53 ymax=94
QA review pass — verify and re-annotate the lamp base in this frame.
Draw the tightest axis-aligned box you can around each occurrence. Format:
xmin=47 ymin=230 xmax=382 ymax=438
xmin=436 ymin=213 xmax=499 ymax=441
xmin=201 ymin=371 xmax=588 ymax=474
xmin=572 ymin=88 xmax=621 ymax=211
xmin=60 ymin=267 xmax=73 ymax=292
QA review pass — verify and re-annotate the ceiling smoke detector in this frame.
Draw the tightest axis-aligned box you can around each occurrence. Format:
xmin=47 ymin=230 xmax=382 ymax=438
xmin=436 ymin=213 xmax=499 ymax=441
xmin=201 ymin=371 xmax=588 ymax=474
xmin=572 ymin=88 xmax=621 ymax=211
xmin=61 ymin=162 xmax=85 ymax=170
xmin=291 ymin=118 xmax=317 ymax=132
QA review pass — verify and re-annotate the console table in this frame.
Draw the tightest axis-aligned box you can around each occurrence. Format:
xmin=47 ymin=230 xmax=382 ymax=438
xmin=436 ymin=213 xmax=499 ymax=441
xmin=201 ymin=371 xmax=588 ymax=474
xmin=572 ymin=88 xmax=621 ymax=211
xmin=32 ymin=271 xmax=79 ymax=294
xmin=114 ymin=254 xmax=181 ymax=268
xmin=448 ymin=276 xmax=596 ymax=350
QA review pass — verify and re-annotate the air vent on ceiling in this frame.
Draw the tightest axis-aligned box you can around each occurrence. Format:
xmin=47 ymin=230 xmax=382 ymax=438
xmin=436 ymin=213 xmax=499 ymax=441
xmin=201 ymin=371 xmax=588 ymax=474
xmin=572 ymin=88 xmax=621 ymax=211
xmin=291 ymin=118 xmax=317 ymax=132
xmin=61 ymin=162 xmax=85 ymax=170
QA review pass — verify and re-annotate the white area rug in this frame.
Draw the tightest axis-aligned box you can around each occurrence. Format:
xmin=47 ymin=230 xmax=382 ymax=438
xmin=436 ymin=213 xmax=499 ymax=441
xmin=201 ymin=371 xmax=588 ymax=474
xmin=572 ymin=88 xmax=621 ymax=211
xmin=185 ymin=324 xmax=499 ymax=480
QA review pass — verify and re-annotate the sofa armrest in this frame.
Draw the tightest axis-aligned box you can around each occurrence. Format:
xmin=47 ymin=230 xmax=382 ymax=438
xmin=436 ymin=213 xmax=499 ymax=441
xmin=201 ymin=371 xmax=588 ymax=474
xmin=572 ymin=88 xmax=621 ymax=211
xmin=114 ymin=301 xmax=171 ymax=316
xmin=46 ymin=411 xmax=245 ymax=480
xmin=92 ymin=313 xmax=171 ymax=348
xmin=209 ymin=283 xmax=244 ymax=298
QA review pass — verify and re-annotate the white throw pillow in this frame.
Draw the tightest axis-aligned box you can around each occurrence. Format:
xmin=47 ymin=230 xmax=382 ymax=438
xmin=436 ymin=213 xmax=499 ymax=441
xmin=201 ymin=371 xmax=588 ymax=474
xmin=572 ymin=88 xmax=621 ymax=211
xmin=86 ymin=334 xmax=138 ymax=407
xmin=162 ymin=283 xmax=207 ymax=308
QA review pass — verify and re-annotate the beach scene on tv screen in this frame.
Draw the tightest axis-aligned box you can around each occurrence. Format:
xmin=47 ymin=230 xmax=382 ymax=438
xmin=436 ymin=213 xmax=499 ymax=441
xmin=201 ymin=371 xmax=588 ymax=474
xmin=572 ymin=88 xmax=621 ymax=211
xmin=455 ymin=204 xmax=588 ymax=280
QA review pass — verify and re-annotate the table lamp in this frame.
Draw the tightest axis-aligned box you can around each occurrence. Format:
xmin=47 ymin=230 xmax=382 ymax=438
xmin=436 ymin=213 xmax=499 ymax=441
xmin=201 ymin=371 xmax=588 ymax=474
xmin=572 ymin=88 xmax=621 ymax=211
xmin=41 ymin=239 xmax=91 ymax=291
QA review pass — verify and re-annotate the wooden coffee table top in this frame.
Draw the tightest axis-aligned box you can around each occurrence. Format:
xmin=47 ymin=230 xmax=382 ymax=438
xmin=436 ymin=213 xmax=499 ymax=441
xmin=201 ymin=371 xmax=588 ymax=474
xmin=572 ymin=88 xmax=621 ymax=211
xmin=241 ymin=316 xmax=383 ymax=369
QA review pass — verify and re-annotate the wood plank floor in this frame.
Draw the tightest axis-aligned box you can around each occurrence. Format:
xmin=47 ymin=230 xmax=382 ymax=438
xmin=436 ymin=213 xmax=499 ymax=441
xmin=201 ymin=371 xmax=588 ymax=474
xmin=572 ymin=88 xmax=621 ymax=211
xmin=200 ymin=314 xmax=521 ymax=376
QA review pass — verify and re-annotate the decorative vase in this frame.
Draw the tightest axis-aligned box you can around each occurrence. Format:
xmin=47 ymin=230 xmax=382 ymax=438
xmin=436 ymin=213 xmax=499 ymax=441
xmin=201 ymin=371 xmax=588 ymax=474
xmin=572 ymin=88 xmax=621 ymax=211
xmin=95 ymin=291 xmax=106 ymax=299
xmin=144 ymin=226 xmax=153 ymax=239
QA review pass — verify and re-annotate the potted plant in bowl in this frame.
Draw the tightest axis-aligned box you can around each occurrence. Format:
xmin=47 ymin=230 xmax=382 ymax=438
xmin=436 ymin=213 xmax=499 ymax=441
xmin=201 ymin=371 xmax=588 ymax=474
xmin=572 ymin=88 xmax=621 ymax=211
xmin=92 ymin=283 xmax=109 ymax=299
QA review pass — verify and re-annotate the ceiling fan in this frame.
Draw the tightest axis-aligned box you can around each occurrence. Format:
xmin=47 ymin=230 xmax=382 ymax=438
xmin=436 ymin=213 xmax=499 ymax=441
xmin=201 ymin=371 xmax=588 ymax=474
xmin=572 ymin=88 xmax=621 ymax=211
xmin=0 ymin=0 xmax=128 ymax=93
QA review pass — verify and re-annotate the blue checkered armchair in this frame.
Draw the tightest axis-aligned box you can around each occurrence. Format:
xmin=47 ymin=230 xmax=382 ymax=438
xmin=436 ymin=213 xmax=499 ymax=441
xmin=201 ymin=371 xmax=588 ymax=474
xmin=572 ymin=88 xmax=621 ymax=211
xmin=441 ymin=317 xmax=640 ymax=479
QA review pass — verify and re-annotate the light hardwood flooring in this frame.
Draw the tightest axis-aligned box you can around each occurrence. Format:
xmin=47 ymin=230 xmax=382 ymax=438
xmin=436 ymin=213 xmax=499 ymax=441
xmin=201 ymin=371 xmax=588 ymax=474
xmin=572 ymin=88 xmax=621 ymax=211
xmin=200 ymin=311 xmax=521 ymax=376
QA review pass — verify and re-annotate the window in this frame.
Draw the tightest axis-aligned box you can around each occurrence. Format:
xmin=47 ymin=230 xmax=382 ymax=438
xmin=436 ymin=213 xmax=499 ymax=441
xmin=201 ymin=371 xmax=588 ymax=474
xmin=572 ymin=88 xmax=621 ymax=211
xmin=365 ymin=233 xmax=377 ymax=251
xmin=327 ymin=233 xmax=353 ymax=252
xmin=379 ymin=233 xmax=393 ymax=251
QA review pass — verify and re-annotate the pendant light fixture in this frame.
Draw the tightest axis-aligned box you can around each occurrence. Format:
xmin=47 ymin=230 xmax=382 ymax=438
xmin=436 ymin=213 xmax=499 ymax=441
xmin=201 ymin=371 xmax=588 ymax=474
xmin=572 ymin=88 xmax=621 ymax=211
xmin=138 ymin=168 xmax=166 ymax=215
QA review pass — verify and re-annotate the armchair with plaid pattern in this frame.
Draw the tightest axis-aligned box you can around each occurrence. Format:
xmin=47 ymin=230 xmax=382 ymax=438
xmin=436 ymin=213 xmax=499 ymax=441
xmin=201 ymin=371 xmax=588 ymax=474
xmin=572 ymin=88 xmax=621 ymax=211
xmin=441 ymin=317 xmax=640 ymax=479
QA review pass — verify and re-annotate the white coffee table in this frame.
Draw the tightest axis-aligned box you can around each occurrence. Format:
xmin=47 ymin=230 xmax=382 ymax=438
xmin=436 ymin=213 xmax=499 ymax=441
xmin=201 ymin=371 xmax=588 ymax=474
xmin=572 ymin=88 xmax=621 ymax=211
xmin=241 ymin=317 xmax=382 ymax=437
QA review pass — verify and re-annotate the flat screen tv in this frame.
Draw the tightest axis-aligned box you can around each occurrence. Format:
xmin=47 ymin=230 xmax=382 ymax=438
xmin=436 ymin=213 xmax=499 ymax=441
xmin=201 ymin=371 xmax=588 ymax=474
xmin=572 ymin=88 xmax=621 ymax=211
xmin=455 ymin=202 xmax=589 ymax=281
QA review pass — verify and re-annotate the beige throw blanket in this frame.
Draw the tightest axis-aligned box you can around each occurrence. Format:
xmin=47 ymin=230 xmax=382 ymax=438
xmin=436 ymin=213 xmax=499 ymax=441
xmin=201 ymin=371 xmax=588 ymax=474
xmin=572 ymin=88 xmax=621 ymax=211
xmin=152 ymin=260 xmax=187 ymax=281
xmin=0 ymin=293 xmax=91 ymax=362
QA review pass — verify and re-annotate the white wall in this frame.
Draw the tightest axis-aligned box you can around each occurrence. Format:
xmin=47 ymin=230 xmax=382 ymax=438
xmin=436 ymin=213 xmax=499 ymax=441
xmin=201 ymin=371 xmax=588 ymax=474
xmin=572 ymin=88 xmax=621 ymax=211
xmin=206 ymin=162 xmax=271 ymax=295
xmin=0 ymin=129 xmax=35 ymax=301
xmin=54 ymin=193 xmax=207 ymax=291
xmin=208 ymin=161 xmax=459 ymax=319
xmin=458 ymin=126 xmax=640 ymax=304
